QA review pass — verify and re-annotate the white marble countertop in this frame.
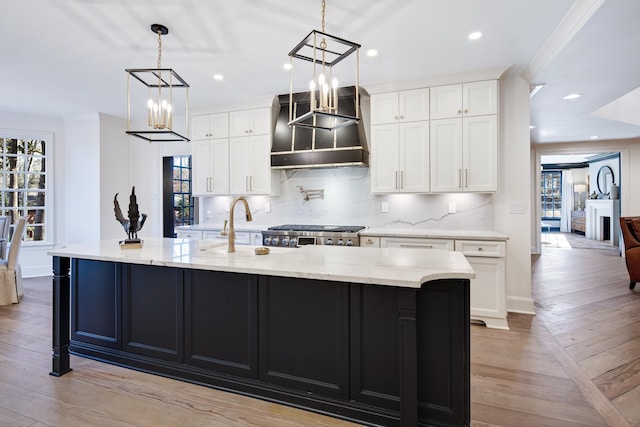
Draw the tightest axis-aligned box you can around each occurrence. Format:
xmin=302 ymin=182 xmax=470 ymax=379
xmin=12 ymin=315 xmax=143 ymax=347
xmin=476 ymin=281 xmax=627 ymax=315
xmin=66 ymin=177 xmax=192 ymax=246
xmin=360 ymin=228 xmax=509 ymax=241
xmin=48 ymin=238 xmax=475 ymax=289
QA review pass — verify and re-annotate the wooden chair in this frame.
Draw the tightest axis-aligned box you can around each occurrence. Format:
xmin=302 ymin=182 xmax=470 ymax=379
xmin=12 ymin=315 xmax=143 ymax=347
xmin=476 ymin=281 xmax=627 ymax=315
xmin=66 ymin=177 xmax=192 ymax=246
xmin=0 ymin=217 xmax=26 ymax=305
xmin=619 ymin=216 xmax=640 ymax=290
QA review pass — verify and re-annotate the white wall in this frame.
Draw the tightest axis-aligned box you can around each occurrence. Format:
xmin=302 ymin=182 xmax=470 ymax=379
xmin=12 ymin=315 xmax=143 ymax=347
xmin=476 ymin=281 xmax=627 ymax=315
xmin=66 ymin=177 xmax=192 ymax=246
xmin=65 ymin=114 xmax=101 ymax=244
xmin=495 ymin=77 xmax=534 ymax=314
xmin=100 ymin=114 xmax=131 ymax=240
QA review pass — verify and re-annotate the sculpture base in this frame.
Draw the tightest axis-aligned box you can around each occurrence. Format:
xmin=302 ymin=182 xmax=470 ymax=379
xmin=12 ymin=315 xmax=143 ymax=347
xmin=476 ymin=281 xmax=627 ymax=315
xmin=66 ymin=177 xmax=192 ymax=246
xmin=119 ymin=239 xmax=143 ymax=249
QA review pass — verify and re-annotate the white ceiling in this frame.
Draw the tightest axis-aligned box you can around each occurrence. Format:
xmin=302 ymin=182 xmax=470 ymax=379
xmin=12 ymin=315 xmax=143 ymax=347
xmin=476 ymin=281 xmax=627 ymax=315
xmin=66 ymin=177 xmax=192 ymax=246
xmin=2 ymin=0 xmax=640 ymax=144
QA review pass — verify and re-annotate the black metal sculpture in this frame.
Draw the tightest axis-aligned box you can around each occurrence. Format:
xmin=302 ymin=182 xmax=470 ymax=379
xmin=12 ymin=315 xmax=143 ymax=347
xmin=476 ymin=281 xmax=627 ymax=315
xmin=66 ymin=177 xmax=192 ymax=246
xmin=114 ymin=186 xmax=147 ymax=242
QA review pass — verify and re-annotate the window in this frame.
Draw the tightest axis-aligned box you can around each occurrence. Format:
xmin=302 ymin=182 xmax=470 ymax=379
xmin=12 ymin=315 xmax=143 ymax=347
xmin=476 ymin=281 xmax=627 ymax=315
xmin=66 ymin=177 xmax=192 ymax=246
xmin=541 ymin=171 xmax=561 ymax=219
xmin=172 ymin=156 xmax=193 ymax=231
xmin=0 ymin=136 xmax=48 ymax=242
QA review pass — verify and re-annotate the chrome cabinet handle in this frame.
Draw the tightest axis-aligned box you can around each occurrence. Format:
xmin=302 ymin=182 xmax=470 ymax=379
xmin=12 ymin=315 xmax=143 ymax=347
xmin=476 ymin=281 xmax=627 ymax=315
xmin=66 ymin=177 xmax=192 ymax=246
xmin=400 ymin=244 xmax=433 ymax=249
xmin=395 ymin=171 xmax=399 ymax=189
xmin=465 ymin=168 xmax=468 ymax=188
xmin=401 ymin=170 xmax=404 ymax=189
xmin=459 ymin=169 xmax=462 ymax=189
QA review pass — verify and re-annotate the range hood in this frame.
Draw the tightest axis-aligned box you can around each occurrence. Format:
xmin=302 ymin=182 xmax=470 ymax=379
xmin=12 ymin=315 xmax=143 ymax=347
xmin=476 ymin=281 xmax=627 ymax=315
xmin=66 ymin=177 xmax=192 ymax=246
xmin=271 ymin=86 xmax=369 ymax=169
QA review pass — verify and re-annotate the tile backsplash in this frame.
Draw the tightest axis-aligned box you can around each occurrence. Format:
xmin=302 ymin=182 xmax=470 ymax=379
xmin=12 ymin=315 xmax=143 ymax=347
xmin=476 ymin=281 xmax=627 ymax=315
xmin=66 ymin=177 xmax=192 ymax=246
xmin=199 ymin=168 xmax=493 ymax=230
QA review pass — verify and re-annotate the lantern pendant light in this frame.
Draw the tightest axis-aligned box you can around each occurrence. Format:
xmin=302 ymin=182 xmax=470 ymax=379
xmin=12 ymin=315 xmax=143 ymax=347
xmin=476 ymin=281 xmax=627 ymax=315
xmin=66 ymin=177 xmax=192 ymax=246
xmin=126 ymin=24 xmax=190 ymax=142
xmin=287 ymin=0 xmax=361 ymax=131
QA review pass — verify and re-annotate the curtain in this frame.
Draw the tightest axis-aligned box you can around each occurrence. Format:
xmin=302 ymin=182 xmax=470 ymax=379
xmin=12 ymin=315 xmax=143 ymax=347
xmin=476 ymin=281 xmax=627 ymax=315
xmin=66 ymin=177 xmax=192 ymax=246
xmin=560 ymin=170 xmax=573 ymax=232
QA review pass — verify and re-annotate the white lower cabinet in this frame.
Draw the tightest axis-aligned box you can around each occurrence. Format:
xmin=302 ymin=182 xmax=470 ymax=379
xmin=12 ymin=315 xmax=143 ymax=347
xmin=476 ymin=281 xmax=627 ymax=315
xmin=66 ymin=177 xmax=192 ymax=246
xmin=455 ymin=240 xmax=507 ymax=329
xmin=363 ymin=234 xmax=508 ymax=329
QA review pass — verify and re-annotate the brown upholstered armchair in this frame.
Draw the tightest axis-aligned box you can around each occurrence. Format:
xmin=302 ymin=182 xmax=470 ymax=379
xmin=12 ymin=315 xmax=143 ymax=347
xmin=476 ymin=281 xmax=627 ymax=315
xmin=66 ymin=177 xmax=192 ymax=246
xmin=620 ymin=217 xmax=640 ymax=290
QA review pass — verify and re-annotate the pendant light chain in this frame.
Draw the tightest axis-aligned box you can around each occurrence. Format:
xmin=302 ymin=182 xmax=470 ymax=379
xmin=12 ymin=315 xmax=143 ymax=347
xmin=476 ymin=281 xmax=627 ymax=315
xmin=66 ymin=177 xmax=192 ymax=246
xmin=157 ymin=28 xmax=162 ymax=69
xmin=320 ymin=0 xmax=327 ymax=70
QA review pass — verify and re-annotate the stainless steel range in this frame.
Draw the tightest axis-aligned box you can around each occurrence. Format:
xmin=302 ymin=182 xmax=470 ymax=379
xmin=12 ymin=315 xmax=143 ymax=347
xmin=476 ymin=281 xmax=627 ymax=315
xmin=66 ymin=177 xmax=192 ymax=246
xmin=262 ymin=224 xmax=366 ymax=247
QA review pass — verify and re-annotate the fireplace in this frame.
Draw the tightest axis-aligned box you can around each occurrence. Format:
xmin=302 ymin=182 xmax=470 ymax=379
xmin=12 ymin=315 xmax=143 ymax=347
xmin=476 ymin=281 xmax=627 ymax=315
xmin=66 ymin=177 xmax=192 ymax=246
xmin=585 ymin=199 xmax=620 ymax=246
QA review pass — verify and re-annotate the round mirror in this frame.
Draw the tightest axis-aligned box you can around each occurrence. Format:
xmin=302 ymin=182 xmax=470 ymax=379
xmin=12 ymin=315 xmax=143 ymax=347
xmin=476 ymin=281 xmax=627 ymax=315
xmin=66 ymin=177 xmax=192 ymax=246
xmin=596 ymin=165 xmax=614 ymax=194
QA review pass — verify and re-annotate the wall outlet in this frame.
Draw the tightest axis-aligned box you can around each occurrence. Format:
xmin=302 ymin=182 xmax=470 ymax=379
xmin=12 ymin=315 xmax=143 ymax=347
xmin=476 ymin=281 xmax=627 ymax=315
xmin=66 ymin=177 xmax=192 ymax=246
xmin=265 ymin=202 xmax=271 ymax=213
xmin=224 ymin=203 xmax=230 ymax=212
xmin=448 ymin=202 xmax=456 ymax=214
xmin=381 ymin=202 xmax=389 ymax=213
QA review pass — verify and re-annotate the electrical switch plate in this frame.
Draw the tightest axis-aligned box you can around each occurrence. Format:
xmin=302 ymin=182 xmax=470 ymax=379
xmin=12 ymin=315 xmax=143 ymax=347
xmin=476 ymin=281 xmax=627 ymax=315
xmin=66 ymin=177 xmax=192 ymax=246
xmin=509 ymin=203 xmax=527 ymax=214
xmin=448 ymin=202 xmax=456 ymax=214
xmin=224 ymin=203 xmax=230 ymax=212
xmin=381 ymin=202 xmax=389 ymax=213
xmin=265 ymin=202 xmax=271 ymax=213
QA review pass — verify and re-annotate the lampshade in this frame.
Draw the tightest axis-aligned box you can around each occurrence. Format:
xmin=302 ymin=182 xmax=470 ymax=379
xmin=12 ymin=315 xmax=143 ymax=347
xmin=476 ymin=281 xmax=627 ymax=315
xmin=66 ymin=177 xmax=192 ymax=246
xmin=126 ymin=24 xmax=190 ymax=143
xmin=287 ymin=0 xmax=361 ymax=132
xmin=574 ymin=184 xmax=588 ymax=193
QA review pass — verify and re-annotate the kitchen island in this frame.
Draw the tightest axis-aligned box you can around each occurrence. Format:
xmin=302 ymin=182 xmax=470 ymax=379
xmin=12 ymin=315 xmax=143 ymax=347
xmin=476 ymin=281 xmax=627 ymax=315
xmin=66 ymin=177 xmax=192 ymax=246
xmin=49 ymin=238 xmax=474 ymax=427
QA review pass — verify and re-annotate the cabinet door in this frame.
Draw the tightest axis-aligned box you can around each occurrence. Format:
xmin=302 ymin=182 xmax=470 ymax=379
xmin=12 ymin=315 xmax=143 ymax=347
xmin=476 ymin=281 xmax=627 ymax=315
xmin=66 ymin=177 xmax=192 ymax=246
xmin=370 ymin=124 xmax=400 ymax=193
xmin=466 ymin=257 xmax=506 ymax=328
xmin=430 ymin=84 xmax=463 ymax=119
xmin=192 ymin=112 xmax=228 ymax=139
xmin=370 ymin=92 xmax=399 ymax=125
xmin=430 ymin=119 xmax=463 ymax=192
xmin=209 ymin=138 xmax=230 ymax=194
xmin=230 ymin=108 xmax=271 ymax=137
xmin=462 ymin=80 xmax=497 ymax=117
xmin=192 ymin=114 xmax=212 ymax=140
xmin=192 ymin=140 xmax=212 ymax=195
xmin=248 ymin=134 xmax=273 ymax=194
xmin=398 ymin=88 xmax=429 ymax=122
xmin=229 ymin=110 xmax=252 ymax=137
xmin=463 ymin=115 xmax=497 ymax=192
xmin=398 ymin=121 xmax=429 ymax=192
xmin=229 ymin=137 xmax=251 ymax=194
xmin=250 ymin=107 xmax=272 ymax=135
xmin=193 ymin=138 xmax=229 ymax=195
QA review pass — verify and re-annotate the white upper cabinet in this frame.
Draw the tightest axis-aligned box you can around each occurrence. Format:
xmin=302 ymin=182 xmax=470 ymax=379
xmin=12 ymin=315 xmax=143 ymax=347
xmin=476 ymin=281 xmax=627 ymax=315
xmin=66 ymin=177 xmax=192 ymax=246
xmin=430 ymin=115 xmax=497 ymax=192
xmin=229 ymin=107 xmax=272 ymax=137
xmin=370 ymin=88 xmax=429 ymax=125
xmin=192 ymin=112 xmax=229 ymax=140
xmin=229 ymin=134 xmax=279 ymax=195
xmin=370 ymin=121 xmax=429 ymax=193
xmin=430 ymin=80 xmax=497 ymax=119
xmin=192 ymin=138 xmax=229 ymax=196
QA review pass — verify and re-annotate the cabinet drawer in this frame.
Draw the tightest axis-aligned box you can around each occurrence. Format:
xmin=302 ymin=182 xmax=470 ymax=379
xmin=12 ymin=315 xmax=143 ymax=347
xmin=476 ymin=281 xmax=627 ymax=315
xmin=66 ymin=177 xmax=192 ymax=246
xmin=360 ymin=236 xmax=380 ymax=248
xmin=455 ymin=240 xmax=505 ymax=258
xmin=381 ymin=237 xmax=454 ymax=251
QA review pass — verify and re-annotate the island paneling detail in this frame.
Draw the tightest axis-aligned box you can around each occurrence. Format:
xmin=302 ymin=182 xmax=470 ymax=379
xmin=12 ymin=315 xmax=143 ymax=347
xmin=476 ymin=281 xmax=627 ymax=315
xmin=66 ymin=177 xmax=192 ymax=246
xmin=55 ymin=257 xmax=470 ymax=427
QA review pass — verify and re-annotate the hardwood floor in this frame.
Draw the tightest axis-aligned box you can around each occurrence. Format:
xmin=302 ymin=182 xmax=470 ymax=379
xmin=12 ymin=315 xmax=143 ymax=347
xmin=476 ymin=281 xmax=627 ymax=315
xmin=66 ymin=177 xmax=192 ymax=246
xmin=1 ymin=240 xmax=638 ymax=426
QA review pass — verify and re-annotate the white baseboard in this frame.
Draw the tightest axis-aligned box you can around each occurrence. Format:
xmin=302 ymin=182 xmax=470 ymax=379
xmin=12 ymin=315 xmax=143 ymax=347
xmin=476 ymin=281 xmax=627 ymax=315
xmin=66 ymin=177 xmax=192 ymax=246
xmin=507 ymin=296 xmax=536 ymax=315
xmin=22 ymin=265 xmax=53 ymax=278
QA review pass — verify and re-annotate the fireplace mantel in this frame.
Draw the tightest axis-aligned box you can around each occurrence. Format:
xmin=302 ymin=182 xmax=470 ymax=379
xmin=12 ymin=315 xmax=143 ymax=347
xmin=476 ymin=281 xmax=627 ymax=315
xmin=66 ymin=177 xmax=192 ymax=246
xmin=585 ymin=199 xmax=620 ymax=246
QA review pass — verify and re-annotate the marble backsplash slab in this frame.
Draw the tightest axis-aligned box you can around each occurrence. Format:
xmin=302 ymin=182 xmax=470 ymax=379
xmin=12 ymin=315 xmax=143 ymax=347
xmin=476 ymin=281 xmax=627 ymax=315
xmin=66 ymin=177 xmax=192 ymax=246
xmin=199 ymin=168 xmax=493 ymax=231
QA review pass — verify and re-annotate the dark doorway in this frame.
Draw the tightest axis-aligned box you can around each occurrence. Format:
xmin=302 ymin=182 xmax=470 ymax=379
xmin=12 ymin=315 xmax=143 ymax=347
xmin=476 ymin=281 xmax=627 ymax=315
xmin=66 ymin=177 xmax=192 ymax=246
xmin=162 ymin=156 xmax=195 ymax=237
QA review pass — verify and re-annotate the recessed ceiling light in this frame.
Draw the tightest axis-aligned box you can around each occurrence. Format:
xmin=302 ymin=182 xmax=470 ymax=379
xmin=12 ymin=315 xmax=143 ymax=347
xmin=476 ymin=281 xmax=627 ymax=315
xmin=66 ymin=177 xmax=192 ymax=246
xmin=213 ymin=74 xmax=224 ymax=81
xmin=366 ymin=49 xmax=378 ymax=57
xmin=563 ymin=93 xmax=582 ymax=100
xmin=530 ymin=125 xmax=536 ymax=129
xmin=590 ymin=135 xmax=599 ymax=139
xmin=468 ymin=31 xmax=482 ymax=40
xmin=283 ymin=63 xmax=293 ymax=70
